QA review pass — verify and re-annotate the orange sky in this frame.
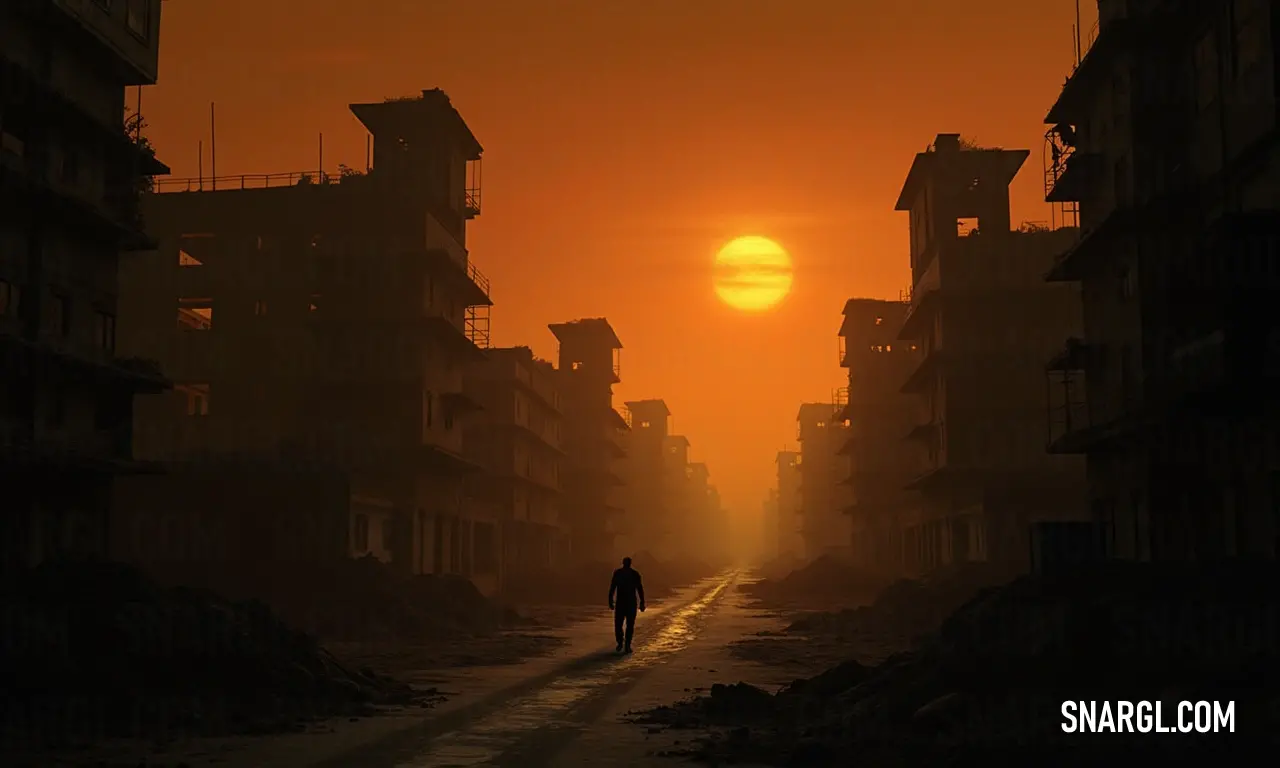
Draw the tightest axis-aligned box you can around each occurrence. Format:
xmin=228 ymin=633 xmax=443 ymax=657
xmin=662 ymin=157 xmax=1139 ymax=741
xmin=142 ymin=0 xmax=1095 ymax=515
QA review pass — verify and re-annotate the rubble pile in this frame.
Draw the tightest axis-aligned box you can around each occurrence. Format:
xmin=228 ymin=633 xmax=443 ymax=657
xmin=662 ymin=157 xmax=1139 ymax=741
xmin=503 ymin=554 xmax=717 ymax=606
xmin=634 ymin=550 xmax=718 ymax=592
xmin=254 ymin=555 xmax=526 ymax=642
xmin=754 ymin=552 xmax=805 ymax=582
xmin=784 ymin=561 xmax=1013 ymax=647
xmin=639 ymin=560 xmax=1280 ymax=765
xmin=0 ymin=561 xmax=431 ymax=748
xmin=742 ymin=554 xmax=890 ymax=608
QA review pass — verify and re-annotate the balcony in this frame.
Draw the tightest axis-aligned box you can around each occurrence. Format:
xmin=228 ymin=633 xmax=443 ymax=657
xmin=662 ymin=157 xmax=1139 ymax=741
xmin=1045 ymin=205 xmax=1135 ymax=282
xmin=897 ymin=284 xmax=940 ymax=340
xmin=464 ymin=158 xmax=482 ymax=219
xmin=421 ymin=307 xmax=487 ymax=362
xmin=1045 ymin=339 xmax=1092 ymax=454
xmin=464 ymin=305 xmax=491 ymax=349
xmin=0 ymin=152 xmax=153 ymax=248
xmin=0 ymin=423 xmax=158 ymax=472
xmin=420 ymin=442 xmax=480 ymax=476
xmin=905 ymin=421 xmax=939 ymax=444
xmin=607 ymin=407 xmax=629 ymax=431
xmin=0 ymin=54 xmax=170 ymax=176
xmin=441 ymin=391 xmax=483 ymax=415
xmin=1043 ymin=126 xmax=1103 ymax=204
xmin=832 ymin=386 xmax=849 ymax=423
xmin=154 ymin=169 xmax=351 ymax=194
xmin=1045 ymin=11 xmax=1140 ymax=125
xmin=425 ymin=214 xmax=492 ymax=308
xmin=0 ymin=332 xmax=168 ymax=392
xmin=899 ymin=349 xmax=942 ymax=394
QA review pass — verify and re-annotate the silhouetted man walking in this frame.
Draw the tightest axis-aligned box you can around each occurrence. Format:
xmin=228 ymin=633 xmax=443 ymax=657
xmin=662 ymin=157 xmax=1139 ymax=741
xmin=608 ymin=556 xmax=645 ymax=653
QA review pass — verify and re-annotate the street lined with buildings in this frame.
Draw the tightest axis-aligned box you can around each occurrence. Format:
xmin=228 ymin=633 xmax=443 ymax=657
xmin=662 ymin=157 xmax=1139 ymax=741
xmin=5 ymin=1 xmax=1280 ymax=765
xmin=767 ymin=0 xmax=1280 ymax=571
xmin=0 ymin=1 xmax=730 ymax=594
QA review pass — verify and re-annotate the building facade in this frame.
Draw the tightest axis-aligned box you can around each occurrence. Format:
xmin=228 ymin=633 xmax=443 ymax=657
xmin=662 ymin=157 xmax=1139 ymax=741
xmin=685 ymin=461 xmax=729 ymax=563
xmin=774 ymin=449 xmax=803 ymax=559
xmin=894 ymin=132 xmax=1088 ymax=573
xmin=660 ymin=433 xmax=693 ymax=559
xmin=0 ymin=0 xmax=169 ymax=570
xmin=620 ymin=398 xmax=672 ymax=556
xmin=116 ymin=90 xmax=495 ymax=581
xmin=463 ymin=345 xmax=565 ymax=587
xmin=1043 ymin=0 xmax=1280 ymax=560
xmin=796 ymin=403 xmax=851 ymax=559
xmin=549 ymin=318 xmax=628 ymax=560
xmin=761 ymin=489 xmax=780 ymax=561
xmin=836 ymin=298 xmax=922 ymax=575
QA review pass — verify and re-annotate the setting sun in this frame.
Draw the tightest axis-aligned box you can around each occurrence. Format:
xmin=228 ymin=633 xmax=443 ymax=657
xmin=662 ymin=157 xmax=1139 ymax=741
xmin=712 ymin=236 xmax=793 ymax=312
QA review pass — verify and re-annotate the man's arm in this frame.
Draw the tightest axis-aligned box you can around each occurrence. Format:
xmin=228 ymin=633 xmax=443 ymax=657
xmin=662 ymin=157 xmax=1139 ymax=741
xmin=608 ymin=571 xmax=618 ymax=607
xmin=636 ymin=572 xmax=645 ymax=608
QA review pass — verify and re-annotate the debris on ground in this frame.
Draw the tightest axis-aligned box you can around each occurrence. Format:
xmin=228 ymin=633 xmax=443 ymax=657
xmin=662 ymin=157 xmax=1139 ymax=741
xmin=731 ymin=561 xmax=1014 ymax=676
xmin=753 ymin=553 xmax=806 ymax=582
xmin=327 ymin=630 xmax=569 ymax=688
xmin=740 ymin=554 xmax=891 ymax=608
xmin=242 ymin=555 xmax=529 ymax=642
xmin=502 ymin=554 xmax=717 ymax=606
xmin=636 ymin=560 xmax=1280 ymax=765
xmin=0 ymin=560 xmax=439 ymax=749
xmin=778 ymin=562 xmax=1008 ymax=640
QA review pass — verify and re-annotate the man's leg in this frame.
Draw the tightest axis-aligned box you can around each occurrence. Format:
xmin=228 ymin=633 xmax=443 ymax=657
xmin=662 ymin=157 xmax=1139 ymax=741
xmin=613 ymin=610 xmax=625 ymax=651
xmin=624 ymin=608 xmax=636 ymax=651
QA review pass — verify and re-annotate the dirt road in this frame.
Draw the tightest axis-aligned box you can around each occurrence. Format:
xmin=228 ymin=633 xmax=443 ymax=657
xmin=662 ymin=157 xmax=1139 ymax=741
xmin=318 ymin=568 xmax=791 ymax=768
xmin=29 ymin=570 xmax=797 ymax=768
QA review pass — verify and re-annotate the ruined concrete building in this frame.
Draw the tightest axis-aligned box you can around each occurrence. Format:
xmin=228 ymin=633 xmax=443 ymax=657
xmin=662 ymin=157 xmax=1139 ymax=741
xmin=115 ymin=90 xmax=496 ymax=582
xmin=661 ymin=433 xmax=693 ymax=559
xmin=796 ymin=402 xmax=851 ymax=559
xmin=893 ymin=132 xmax=1087 ymax=573
xmin=620 ymin=398 xmax=672 ymax=556
xmin=761 ymin=488 xmax=781 ymax=560
xmin=549 ymin=318 xmax=628 ymax=560
xmin=774 ymin=450 xmax=803 ymax=558
xmin=1043 ymin=0 xmax=1280 ymax=560
xmin=0 ymin=0 xmax=169 ymax=569
xmin=836 ymin=299 xmax=921 ymax=575
xmin=463 ymin=346 xmax=565 ymax=588
xmin=684 ymin=462 xmax=729 ymax=563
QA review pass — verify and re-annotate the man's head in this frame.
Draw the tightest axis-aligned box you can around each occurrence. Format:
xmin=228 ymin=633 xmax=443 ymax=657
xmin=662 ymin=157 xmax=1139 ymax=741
xmin=622 ymin=557 xmax=632 ymax=568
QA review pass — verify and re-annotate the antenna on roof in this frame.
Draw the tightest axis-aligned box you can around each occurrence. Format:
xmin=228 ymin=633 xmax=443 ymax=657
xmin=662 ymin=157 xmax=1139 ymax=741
xmin=210 ymin=102 xmax=217 ymax=190
xmin=1075 ymin=0 xmax=1082 ymax=66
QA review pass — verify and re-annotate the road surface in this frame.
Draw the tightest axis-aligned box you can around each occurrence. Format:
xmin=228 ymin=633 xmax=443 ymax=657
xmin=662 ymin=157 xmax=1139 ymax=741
xmin=320 ymin=568 xmax=785 ymax=768
xmin=55 ymin=569 xmax=794 ymax=768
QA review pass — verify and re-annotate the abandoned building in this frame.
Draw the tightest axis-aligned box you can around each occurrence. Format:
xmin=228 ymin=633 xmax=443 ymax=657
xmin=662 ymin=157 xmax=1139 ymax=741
xmin=660 ymin=433 xmax=694 ymax=559
xmin=1043 ymin=0 xmax=1280 ymax=560
xmin=549 ymin=317 xmax=628 ymax=560
xmin=684 ymin=461 xmax=730 ymax=563
xmin=463 ymin=345 xmax=565 ymax=583
xmin=894 ymin=132 xmax=1088 ymax=573
xmin=836 ymin=298 xmax=921 ymax=575
xmin=620 ymin=398 xmax=673 ymax=556
xmin=0 ymin=0 xmax=169 ymax=570
xmin=774 ymin=449 xmax=803 ymax=559
xmin=114 ymin=90 xmax=497 ymax=585
xmin=761 ymin=489 xmax=781 ymax=560
xmin=796 ymin=402 xmax=851 ymax=560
